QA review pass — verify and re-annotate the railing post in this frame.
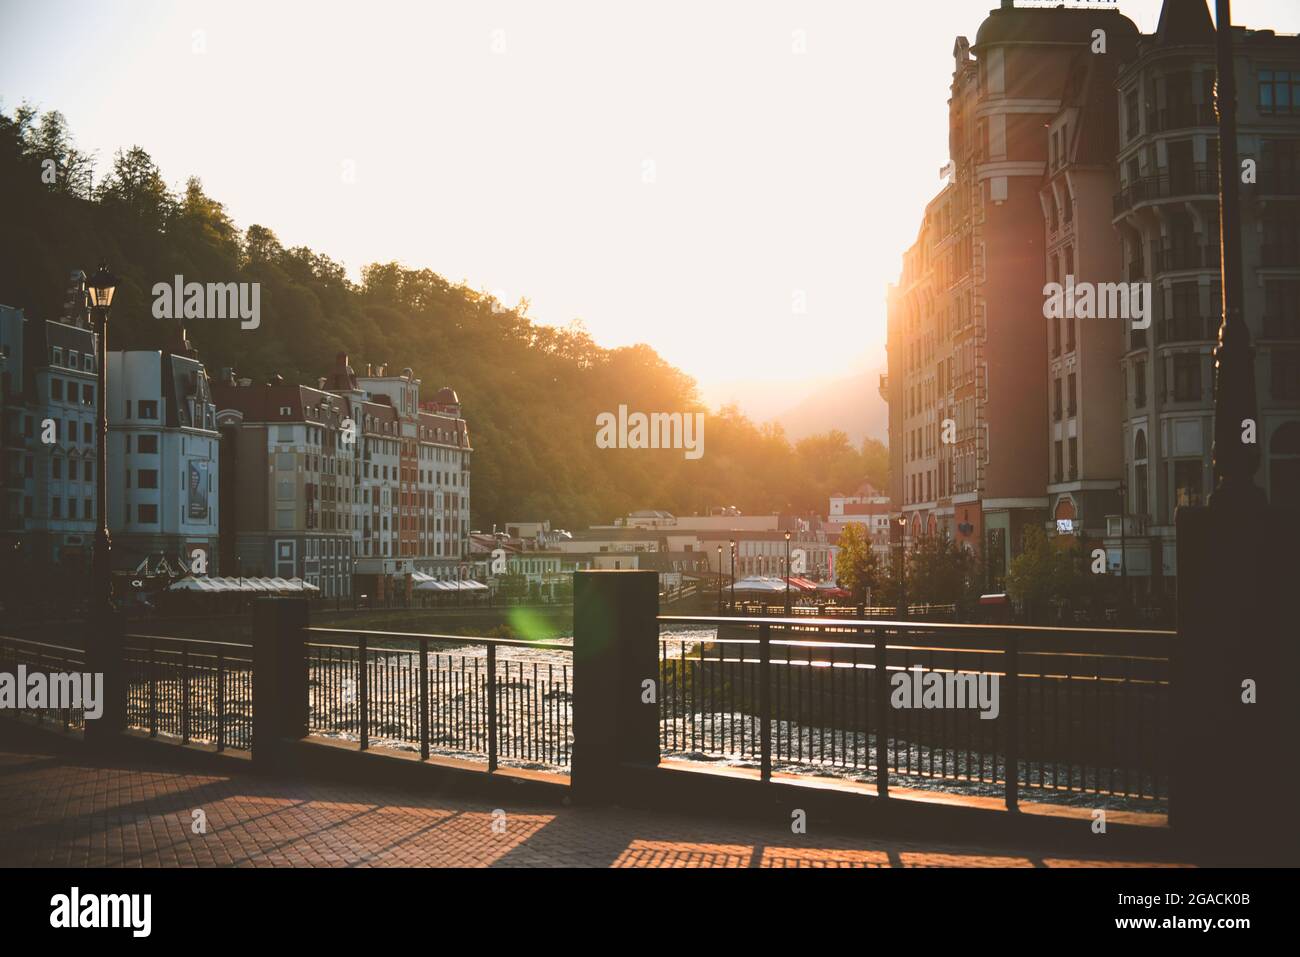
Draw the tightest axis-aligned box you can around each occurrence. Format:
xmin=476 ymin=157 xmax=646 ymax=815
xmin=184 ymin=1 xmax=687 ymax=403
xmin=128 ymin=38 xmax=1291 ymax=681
xmin=358 ymin=633 xmax=369 ymax=751
xmin=1004 ymin=633 xmax=1019 ymax=812
xmin=82 ymin=609 xmax=127 ymax=749
xmin=760 ymin=622 xmax=772 ymax=782
xmin=874 ymin=631 xmax=889 ymax=799
xmin=251 ymin=597 xmax=310 ymax=770
xmin=181 ymin=647 xmax=190 ymax=745
xmin=148 ymin=637 xmax=157 ymax=737
xmin=419 ymin=638 xmax=429 ymax=761
xmin=487 ymin=643 xmax=498 ymax=773
xmin=572 ymin=570 xmax=659 ymax=804
xmin=216 ymin=649 xmax=226 ymax=753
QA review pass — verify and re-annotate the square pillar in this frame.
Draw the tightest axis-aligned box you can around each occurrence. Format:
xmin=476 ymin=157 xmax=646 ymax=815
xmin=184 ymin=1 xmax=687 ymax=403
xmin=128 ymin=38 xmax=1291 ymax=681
xmin=252 ymin=597 xmax=309 ymax=769
xmin=571 ymin=570 xmax=659 ymax=802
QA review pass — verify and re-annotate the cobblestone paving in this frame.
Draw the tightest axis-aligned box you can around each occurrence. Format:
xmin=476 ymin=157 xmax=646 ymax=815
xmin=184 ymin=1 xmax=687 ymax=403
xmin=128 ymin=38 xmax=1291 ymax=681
xmin=0 ymin=747 xmax=1187 ymax=868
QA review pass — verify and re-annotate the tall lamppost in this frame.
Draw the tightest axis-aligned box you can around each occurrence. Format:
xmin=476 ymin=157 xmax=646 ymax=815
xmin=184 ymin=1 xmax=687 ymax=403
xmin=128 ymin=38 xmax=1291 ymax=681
xmin=1116 ymin=479 xmax=1129 ymax=615
xmin=716 ymin=543 xmax=723 ymax=614
xmin=86 ymin=264 xmax=117 ymax=624
xmin=784 ymin=530 xmax=791 ymax=615
xmin=728 ymin=539 xmax=735 ymax=613
xmin=894 ymin=516 xmax=908 ymax=619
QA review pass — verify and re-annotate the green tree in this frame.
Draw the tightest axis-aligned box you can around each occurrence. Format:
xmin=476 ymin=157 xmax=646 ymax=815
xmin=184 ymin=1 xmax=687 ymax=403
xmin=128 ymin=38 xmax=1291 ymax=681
xmin=907 ymin=533 xmax=978 ymax=610
xmin=835 ymin=522 xmax=882 ymax=606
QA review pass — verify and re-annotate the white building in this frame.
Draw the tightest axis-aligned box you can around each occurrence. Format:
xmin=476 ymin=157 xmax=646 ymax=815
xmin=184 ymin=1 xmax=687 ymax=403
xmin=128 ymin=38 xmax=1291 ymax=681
xmin=106 ymin=334 xmax=220 ymax=573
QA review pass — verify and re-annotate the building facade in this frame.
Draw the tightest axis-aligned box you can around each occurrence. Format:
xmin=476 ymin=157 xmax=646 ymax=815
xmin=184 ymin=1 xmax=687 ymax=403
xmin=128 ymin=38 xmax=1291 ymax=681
xmin=106 ymin=330 xmax=220 ymax=574
xmin=1111 ymin=0 xmax=1300 ymax=598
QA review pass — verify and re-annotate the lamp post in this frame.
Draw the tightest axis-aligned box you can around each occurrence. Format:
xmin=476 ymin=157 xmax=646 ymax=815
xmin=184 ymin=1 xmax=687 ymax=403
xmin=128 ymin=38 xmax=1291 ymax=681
xmin=784 ymin=530 xmax=791 ymax=615
xmin=1210 ymin=0 xmax=1265 ymax=512
xmin=1116 ymin=479 xmax=1129 ymax=607
xmin=895 ymin=516 xmax=908 ymax=619
xmin=728 ymin=539 xmax=735 ymax=613
xmin=86 ymin=264 xmax=117 ymax=624
xmin=716 ymin=543 xmax=723 ymax=614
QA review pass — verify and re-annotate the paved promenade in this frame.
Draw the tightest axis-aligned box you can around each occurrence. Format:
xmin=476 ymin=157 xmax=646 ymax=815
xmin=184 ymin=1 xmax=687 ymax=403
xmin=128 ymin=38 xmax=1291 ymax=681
xmin=0 ymin=743 xmax=1187 ymax=868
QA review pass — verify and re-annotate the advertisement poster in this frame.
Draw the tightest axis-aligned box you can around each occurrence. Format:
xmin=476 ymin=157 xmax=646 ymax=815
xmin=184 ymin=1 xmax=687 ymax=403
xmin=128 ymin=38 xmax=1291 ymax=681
xmin=187 ymin=459 xmax=208 ymax=520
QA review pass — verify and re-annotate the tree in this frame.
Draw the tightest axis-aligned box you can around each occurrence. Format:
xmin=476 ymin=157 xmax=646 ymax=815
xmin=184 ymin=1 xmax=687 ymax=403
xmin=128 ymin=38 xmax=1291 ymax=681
xmin=907 ymin=533 xmax=978 ymax=611
xmin=835 ymin=522 xmax=882 ymax=606
xmin=97 ymin=146 xmax=175 ymax=230
xmin=1005 ymin=525 xmax=1082 ymax=623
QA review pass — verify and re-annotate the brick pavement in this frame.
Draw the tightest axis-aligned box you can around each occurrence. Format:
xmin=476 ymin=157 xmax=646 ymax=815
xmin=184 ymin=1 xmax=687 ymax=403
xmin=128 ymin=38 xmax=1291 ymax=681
xmin=0 ymin=745 xmax=1188 ymax=868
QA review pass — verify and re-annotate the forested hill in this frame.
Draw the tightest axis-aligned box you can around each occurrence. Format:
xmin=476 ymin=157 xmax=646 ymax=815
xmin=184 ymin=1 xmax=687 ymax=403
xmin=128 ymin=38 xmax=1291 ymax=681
xmin=0 ymin=105 xmax=887 ymax=530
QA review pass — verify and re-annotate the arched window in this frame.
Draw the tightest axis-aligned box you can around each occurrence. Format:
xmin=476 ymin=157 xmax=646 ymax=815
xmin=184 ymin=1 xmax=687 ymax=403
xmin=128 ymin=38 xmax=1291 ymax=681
xmin=1270 ymin=422 xmax=1300 ymax=505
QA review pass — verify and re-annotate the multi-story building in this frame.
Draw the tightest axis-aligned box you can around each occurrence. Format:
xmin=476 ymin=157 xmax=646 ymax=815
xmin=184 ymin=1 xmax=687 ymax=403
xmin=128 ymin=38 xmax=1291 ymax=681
xmin=0 ymin=303 xmax=25 ymax=554
xmin=106 ymin=328 xmax=220 ymax=573
xmin=1111 ymin=0 xmax=1300 ymax=599
xmin=886 ymin=3 xmax=1138 ymax=586
xmin=1038 ymin=36 xmax=1135 ymax=560
xmin=213 ymin=376 xmax=357 ymax=597
xmin=331 ymin=358 xmax=472 ymax=581
xmin=1 ymin=272 xmax=100 ymax=575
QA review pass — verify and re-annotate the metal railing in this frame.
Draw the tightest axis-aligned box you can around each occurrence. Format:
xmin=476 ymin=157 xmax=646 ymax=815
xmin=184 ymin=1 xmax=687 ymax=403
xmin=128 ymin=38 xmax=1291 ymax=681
xmin=656 ymin=614 xmax=1173 ymax=811
xmin=123 ymin=635 xmax=254 ymax=751
xmin=0 ymin=635 xmax=90 ymax=732
xmin=303 ymin=628 xmax=573 ymax=771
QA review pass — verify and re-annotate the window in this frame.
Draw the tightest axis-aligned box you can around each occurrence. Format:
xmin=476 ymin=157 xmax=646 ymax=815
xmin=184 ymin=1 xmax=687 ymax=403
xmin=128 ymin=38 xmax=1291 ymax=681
xmin=1125 ymin=88 xmax=1140 ymax=140
xmin=1067 ymin=373 xmax=1077 ymax=416
xmin=81 ymin=384 xmax=93 ymax=406
xmin=1272 ymin=350 xmax=1300 ymax=400
xmin=51 ymin=457 xmax=62 ymax=479
xmin=138 ymin=504 xmax=159 ymax=524
xmin=1134 ymin=360 xmax=1147 ymax=408
xmin=84 ymin=498 xmax=92 ymax=519
xmin=50 ymin=378 xmax=63 ymax=401
xmin=137 ymin=434 xmax=158 ymax=454
xmin=1270 ymin=422 xmax=1300 ymax=505
xmin=68 ymin=460 xmax=77 ymax=480
xmin=138 ymin=400 xmax=158 ymax=419
xmin=50 ymin=498 xmax=61 ymax=518
xmin=137 ymin=469 xmax=158 ymax=489
xmin=1259 ymin=69 xmax=1300 ymax=115
xmin=67 ymin=382 xmax=78 ymax=403
xmin=1173 ymin=354 xmax=1202 ymax=401
xmin=1174 ymin=460 xmax=1204 ymax=509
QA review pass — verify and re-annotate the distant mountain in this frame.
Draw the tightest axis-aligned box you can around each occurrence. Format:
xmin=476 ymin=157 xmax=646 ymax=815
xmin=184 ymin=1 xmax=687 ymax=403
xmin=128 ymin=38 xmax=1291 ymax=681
xmin=774 ymin=369 xmax=888 ymax=445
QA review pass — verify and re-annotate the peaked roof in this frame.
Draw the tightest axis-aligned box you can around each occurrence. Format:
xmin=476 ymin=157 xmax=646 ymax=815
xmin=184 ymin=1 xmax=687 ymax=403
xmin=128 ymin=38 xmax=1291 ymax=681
xmin=1154 ymin=0 xmax=1215 ymax=46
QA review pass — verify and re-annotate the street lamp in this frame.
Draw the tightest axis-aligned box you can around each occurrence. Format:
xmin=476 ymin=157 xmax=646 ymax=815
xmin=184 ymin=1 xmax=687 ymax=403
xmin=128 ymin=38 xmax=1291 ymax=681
xmin=1116 ymin=478 xmax=1129 ymax=616
xmin=728 ymin=539 xmax=735 ymax=613
xmin=86 ymin=263 xmax=117 ymax=623
xmin=716 ymin=543 xmax=723 ymax=614
xmin=784 ymin=530 xmax=791 ymax=615
xmin=894 ymin=516 xmax=908 ymax=619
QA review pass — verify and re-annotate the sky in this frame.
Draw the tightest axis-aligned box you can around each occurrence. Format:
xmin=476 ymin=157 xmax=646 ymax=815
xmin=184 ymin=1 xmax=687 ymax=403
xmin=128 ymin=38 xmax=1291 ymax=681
xmin=3 ymin=0 xmax=1299 ymax=414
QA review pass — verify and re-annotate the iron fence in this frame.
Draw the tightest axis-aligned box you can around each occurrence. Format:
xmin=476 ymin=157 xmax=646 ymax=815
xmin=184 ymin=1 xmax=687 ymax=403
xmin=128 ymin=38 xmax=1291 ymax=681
xmin=123 ymin=635 xmax=254 ymax=750
xmin=304 ymin=628 xmax=573 ymax=771
xmin=657 ymin=615 xmax=1172 ymax=810
xmin=0 ymin=635 xmax=90 ymax=732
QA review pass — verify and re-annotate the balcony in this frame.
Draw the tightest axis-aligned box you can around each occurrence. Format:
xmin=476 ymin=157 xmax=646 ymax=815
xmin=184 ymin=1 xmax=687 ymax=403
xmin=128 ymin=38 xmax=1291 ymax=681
xmin=1257 ymin=171 xmax=1300 ymax=196
xmin=1159 ymin=315 xmax=1217 ymax=344
xmin=1261 ymin=242 xmax=1300 ymax=268
xmin=1149 ymin=102 xmax=1215 ymax=131
xmin=878 ymin=373 xmax=889 ymax=401
xmin=1112 ymin=171 xmax=1217 ymax=217
xmin=1262 ymin=315 xmax=1300 ymax=340
xmin=1154 ymin=244 xmax=1216 ymax=274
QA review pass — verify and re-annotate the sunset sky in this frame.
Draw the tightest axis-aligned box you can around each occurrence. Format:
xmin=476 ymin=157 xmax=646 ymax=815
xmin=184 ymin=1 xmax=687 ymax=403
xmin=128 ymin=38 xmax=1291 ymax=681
xmin=3 ymin=0 xmax=1299 ymax=414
